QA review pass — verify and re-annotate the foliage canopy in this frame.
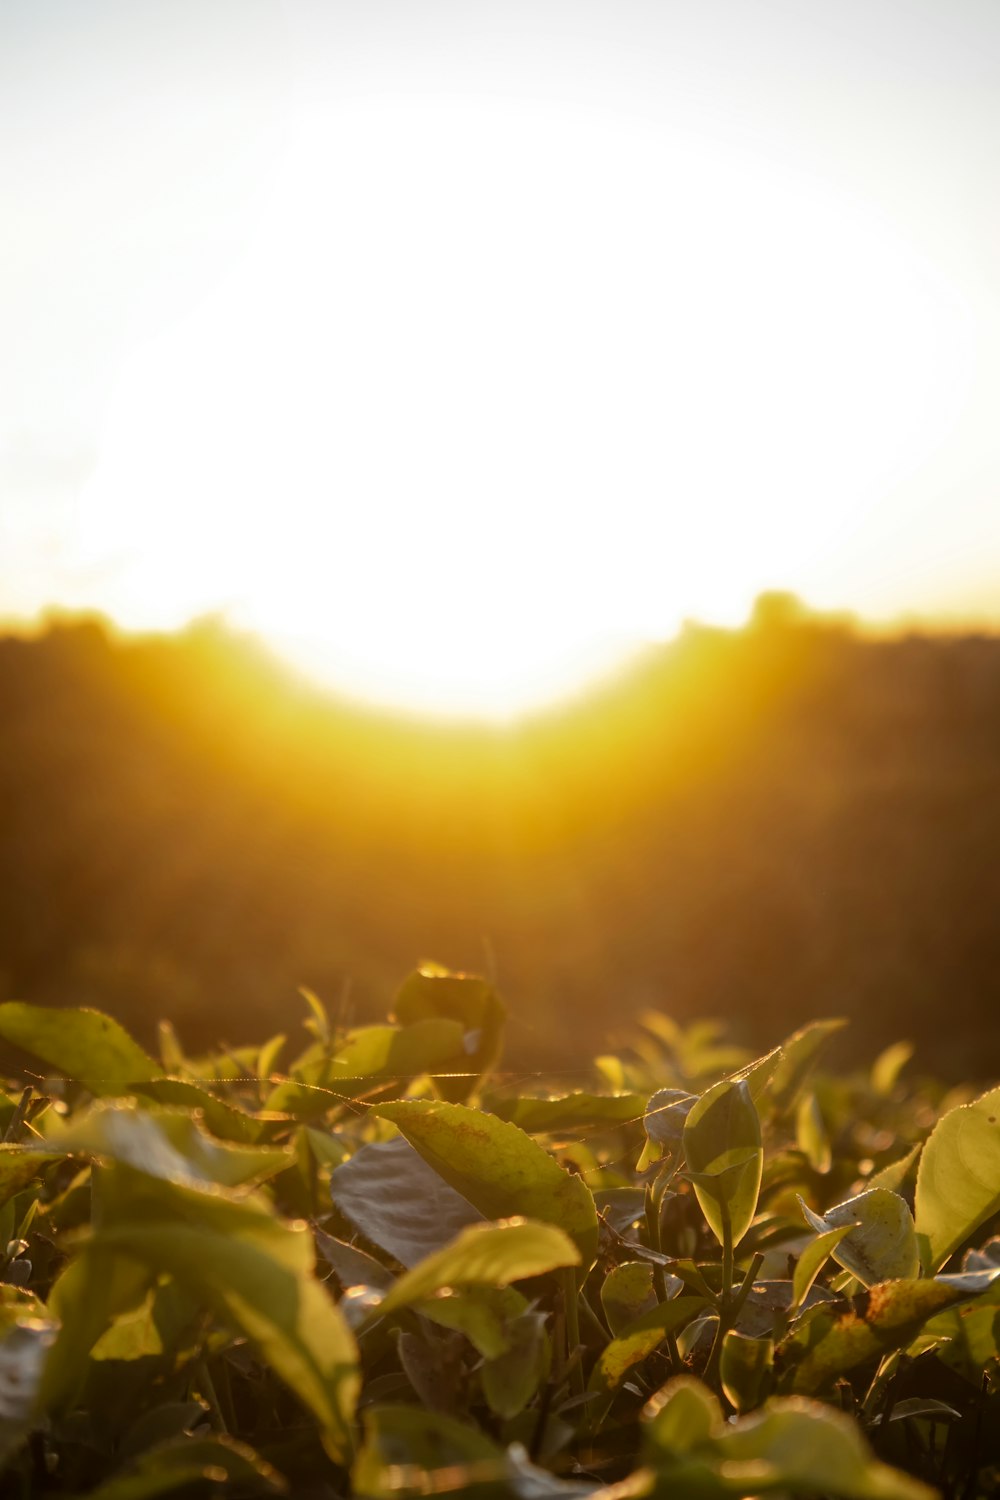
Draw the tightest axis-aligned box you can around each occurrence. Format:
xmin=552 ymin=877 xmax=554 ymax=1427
xmin=0 ymin=969 xmax=997 ymax=1496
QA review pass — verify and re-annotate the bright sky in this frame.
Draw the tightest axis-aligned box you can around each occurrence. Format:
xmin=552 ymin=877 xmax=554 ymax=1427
xmin=2 ymin=0 xmax=999 ymax=716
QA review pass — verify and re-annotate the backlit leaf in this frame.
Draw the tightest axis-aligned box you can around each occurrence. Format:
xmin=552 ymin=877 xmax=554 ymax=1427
xmin=720 ymin=1329 xmax=773 ymax=1413
xmin=867 ymin=1144 xmax=921 ymax=1195
xmin=799 ymin=1189 xmax=919 ymax=1287
xmin=779 ymin=1277 xmax=986 ymax=1394
xmin=640 ymin=1379 xmax=933 ymax=1499
xmin=770 ymin=1019 xmax=847 ymax=1112
xmin=415 ymin=1285 xmax=527 ymax=1359
xmin=372 ymin=1218 xmax=579 ymax=1320
xmin=374 ymin=1100 xmax=599 ymax=1269
xmin=796 ymin=1092 xmax=832 ymax=1174
xmin=791 ymin=1224 xmax=855 ymax=1312
xmin=683 ymin=1079 xmax=762 ymax=1248
xmin=601 ymin=1262 xmax=656 ymax=1337
xmin=266 ymin=1019 xmax=466 ymax=1115
xmin=914 ymin=1083 xmax=1000 ymax=1271
xmin=0 ymin=1003 xmax=162 ymax=1096
xmin=871 ymin=1041 xmax=914 ymax=1097
xmin=76 ymin=1167 xmax=359 ymax=1461
xmin=588 ymin=1297 xmax=710 ymax=1398
xmin=488 ymin=1093 xmax=644 ymax=1134
xmin=43 ymin=1101 xmax=292 ymax=1189
xmin=393 ymin=965 xmax=506 ymax=1102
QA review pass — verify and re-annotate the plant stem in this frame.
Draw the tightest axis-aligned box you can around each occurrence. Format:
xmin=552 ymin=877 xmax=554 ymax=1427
xmin=3 ymin=1087 xmax=32 ymax=1144
xmin=728 ymin=1252 xmax=764 ymax=1325
xmin=561 ymin=1267 xmax=585 ymax=1399
xmin=704 ymin=1208 xmax=757 ymax=1396
xmin=720 ymin=1202 xmax=734 ymax=1315
xmin=196 ymin=1357 xmax=229 ymax=1434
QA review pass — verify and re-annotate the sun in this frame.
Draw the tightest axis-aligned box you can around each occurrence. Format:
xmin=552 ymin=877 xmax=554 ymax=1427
xmin=69 ymin=96 xmax=969 ymax=718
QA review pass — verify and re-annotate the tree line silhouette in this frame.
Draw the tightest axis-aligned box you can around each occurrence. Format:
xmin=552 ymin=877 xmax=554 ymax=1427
xmin=2 ymin=599 xmax=999 ymax=1078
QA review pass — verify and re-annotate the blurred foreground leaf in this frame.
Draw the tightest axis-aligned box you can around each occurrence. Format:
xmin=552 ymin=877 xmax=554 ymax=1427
xmin=0 ymin=1003 xmax=162 ymax=1095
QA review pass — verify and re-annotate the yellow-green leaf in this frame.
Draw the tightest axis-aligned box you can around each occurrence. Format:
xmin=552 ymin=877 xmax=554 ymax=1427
xmin=372 ymin=1218 xmax=579 ymax=1320
xmin=914 ymin=1084 xmax=1000 ymax=1271
xmin=683 ymin=1079 xmax=762 ymax=1249
xmin=374 ymin=1100 xmax=599 ymax=1270
xmin=43 ymin=1102 xmax=292 ymax=1190
xmin=791 ymin=1224 xmax=855 ymax=1312
xmin=0 ymin=1004 xmax=162 ymax=1096
xmin=799 ymin=1190 xmax=919 ymax=1288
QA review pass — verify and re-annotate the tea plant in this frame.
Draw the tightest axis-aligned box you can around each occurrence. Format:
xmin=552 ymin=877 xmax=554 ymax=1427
xmin=0 ymin=967 xmax=997 ymax=1497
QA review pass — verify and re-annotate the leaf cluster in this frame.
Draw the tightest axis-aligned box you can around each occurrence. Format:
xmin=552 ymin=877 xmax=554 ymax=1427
xmin=0 ymin=970 xmax=997 ymax=1497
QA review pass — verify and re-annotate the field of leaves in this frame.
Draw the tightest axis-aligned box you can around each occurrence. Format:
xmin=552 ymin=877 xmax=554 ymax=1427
xmin=0 ymin=967 xmax=997 ymax=1498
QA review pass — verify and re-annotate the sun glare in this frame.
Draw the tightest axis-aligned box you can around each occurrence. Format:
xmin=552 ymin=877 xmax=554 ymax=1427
xmin=72 ymin=96 xmax=972 ymax=717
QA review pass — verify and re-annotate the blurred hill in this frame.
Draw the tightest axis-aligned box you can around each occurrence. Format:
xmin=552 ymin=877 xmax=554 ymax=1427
xmin=2 ymin=600 xmax=999 ymax=1078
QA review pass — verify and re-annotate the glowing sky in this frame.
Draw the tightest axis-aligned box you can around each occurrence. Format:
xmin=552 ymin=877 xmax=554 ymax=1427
xmin=3 ymin=1 xmax=999 ymax=714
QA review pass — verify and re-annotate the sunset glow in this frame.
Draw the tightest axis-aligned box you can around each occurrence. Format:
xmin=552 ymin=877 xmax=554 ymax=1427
xmin=4 ymin=4 xmax=997 ymax=717
xmin=60 ymin=96 xmax=974 ymax=716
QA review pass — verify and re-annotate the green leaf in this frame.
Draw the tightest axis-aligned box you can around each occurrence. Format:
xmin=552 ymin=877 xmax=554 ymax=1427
xmin=914 ymin=1083 xmax=1000 ymax=1270
xmin=43 ymin=1250 xmax=154 ymax=1411
xmin=330 ymin=1137 xmax=485 ymax=1268
xmin=353 ymin=1404 xmax=502 ymax=1500
xmin=642 ymin=1375 xmax=723 ymax=1454
xmin=791 ymin=1224 xmax=855 ymax=1312
xmin=867 ymin=1144 xmax=922 ymax=1195
xmin=487 ymin=1093 xmax=644 ymax=1134
xmin=914 ymin=1271 xmax=1000 ymax=1375
xmin=266 ymin=1018 xmax=467 ymax=1115
xmin=796 ymin=1092 xmax=832 ymax=1174
xmin=415 ymin=1285 xmax=528 ymax=1359
xmin=300 ymin=985 xmax=331 ymax=1043
xmin=770 ymin=1019 xmax=847 ymax=1112
xmin=333 ymin=1020 xmax=467 ymax=1081
xmin=683 ymin=1079 xmax=762 ymax=1249
xmin=601 ymin=1261 xmax=656 ymax=1337
xmin=0 ymin=1003 xmax=163 ymax=1096
xmin=77 ymin=1167 xmax=359 ymax=1461
xmin=640 ymin=1379 xmax=934 ymax=1499
xmin=720 ymin=1329 xmax=773 ymax=1413
xmin=729 ymin=1046 xmax=785 ymax=1106
xmin=0 ymin=1147 xmax=63 ymax=1210
xmin=304 ymin=1125 xmax=350 ymax=1172
xmin=799 ymin=1189 xmax=919 ymax=1287
xmin=89 ymin=1277 xmax=200 ymax=1366
xmin=393 ymin=965 xmax=506 ymax=1102
xmin=129 ymin=1077 xmax=267 ymax=1144
xmin=481 ymin=1310 xmax=550 ymax=1418
xmin=374 ymin=1100 xmax=599 ymax=1270
xmin=588 ymin=1297 xmax=710 ymax=1397
xmin=871 ymin=1041 xmax=914 ymax=1097
xmin=80 ymin=1435 xmax=286 ymax=1500
xmin=371 ymin=1218 xmax=579 ymax=1321
xmin=778 ymin=1277 xmax=986 ymax=1394
xmin=711 ymin=1397 xmax=934 ymax=1500
xmin=43 ymin=1101 xmax=292 ymax=1189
